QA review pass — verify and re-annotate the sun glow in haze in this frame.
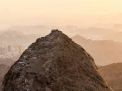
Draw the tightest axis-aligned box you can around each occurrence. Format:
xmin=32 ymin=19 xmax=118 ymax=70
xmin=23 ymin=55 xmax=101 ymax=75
xmin=0 ymin=0 xmax=122 ymax=27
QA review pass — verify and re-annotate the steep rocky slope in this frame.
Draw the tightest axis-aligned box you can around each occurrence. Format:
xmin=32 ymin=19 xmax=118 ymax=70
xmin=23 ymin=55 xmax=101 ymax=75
xmin=2 ymin=30 xmax=112 ymax=91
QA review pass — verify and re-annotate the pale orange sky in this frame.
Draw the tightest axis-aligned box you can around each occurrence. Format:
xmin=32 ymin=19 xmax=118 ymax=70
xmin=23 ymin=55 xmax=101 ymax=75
xmin=0 ymin=0 xmax=122 ymax=28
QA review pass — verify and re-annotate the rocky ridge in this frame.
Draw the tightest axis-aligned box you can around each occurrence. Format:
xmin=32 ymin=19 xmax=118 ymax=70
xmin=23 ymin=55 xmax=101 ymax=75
xmin=2 ymin=30 xmax=112 ymax=91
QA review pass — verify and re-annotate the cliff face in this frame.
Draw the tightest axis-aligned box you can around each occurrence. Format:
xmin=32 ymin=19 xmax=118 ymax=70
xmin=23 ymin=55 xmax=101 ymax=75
xmin=2 ymin=30 xmax=112 ymax=91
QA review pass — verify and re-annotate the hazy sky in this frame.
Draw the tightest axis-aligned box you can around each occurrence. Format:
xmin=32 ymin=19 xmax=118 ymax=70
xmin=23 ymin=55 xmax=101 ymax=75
xmin=0 ymin=0 xmax=122 ymax=28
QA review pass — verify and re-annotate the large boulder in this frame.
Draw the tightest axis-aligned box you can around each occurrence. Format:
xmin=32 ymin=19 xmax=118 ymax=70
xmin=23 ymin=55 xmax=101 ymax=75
xmin=2 ymin=30 xmax=112 ymax=91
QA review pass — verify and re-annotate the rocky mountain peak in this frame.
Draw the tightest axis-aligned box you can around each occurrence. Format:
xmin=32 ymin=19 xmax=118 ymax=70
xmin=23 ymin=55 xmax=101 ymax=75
xmin=38 ymin=29 xmax=71 ymax=42
xmin=2 ymin=30 xmax=112 ymax=91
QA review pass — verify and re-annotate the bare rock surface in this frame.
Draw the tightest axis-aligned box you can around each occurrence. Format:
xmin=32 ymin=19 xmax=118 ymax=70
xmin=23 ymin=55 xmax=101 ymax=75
xmin=2 ymin=30 xmax=112 ymax=91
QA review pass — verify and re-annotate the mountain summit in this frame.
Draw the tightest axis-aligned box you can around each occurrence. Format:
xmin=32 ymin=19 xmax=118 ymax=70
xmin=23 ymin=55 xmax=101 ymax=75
xmin=3 ymin=30 xmax=112 ymax=91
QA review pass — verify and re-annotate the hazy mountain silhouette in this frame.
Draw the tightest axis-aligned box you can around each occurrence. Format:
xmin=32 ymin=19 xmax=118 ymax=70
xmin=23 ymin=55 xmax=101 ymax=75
xmin=104 ymin=32 xmax=122 ymax=42
xmin=72 ymin=35 xmax=122 ymax=65
xmin=0 ymin=30 xmax=39 ymax=45
xmin=6 ymin=25 xmax=116 ymax=40
xmin=0 ymin=31 xmax=41 ymax=58
xmin=0 ymin=64 xmax=9 ymax=91
xmin=99 ymin=63 xmax=122 ymax=91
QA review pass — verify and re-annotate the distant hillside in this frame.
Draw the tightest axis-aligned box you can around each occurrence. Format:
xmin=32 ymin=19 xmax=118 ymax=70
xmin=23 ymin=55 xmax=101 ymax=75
xmin=104 ymin=32 xmax=122 ymax=42
xmin=0 ymin=64 xmax=9 ymax=91
xmin=72 ymin=35 xmax=122 ymax=65
xmin=7 ymin=25 xmax=116 ymax=40
xmin=0 ymin=31 xmax=40 ymax=58
xmin=0 ymin=30 xmax=39 ymax=46
xmin=99 ymin=63 xmax=122 ymax=91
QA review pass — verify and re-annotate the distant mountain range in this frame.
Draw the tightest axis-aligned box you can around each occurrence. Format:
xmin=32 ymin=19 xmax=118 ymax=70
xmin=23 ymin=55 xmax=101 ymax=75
xmin=0 ymin=30 xmax=39 ymax=45
xmin=0 ymin=30 xmax=122 ymax=65
xmin=0 ymin=31 xmax=40 ymax=58
xmin=104 ymin=32 xmax=122 ymax=42
xmin=99 ymin=63 xmax=122 ymax=91
xmin=2 ymin=25 xmax=118 ymax=40
xmin=72 ymin=35 xmax=122 ymax=65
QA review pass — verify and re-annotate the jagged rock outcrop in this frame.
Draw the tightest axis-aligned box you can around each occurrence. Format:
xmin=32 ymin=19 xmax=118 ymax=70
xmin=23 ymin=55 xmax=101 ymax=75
xmin=2 ymin=30 xmax=112 ymax=91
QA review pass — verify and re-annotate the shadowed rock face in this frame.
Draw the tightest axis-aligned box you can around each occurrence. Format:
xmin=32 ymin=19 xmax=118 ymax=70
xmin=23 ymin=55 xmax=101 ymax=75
xmin=2 ymin=30 xmax=112 ymax=91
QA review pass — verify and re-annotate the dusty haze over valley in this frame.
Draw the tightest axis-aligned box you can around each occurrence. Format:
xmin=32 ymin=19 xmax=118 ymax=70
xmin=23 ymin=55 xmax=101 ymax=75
xmin=0 ymin=0 xmax=122 ymax=91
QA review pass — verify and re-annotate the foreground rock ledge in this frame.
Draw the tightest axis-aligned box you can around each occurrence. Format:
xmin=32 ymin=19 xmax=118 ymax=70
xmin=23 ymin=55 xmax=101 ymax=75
xmin=2 ymin=30 xmax=112 ymax=91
